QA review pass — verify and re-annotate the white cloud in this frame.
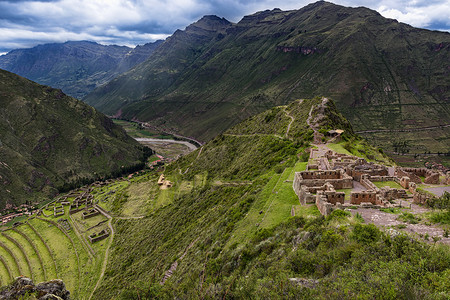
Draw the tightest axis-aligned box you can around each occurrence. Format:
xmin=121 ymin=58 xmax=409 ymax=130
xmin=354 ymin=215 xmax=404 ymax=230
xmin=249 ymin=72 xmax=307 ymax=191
xmin=0 ymin=0 xmax=448 ymax=53
xmin=377 ymin=1 xmax=450 ymax=28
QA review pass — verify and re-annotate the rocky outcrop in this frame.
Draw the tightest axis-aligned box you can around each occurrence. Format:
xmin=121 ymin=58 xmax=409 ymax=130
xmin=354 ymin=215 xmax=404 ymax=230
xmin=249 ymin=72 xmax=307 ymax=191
xmin=0 ymin=276 xmax=70 ymax=300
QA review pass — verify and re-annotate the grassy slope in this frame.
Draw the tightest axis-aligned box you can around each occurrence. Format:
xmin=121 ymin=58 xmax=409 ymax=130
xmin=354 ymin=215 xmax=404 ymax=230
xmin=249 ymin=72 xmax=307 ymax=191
xmin=0 ymin=69 xmax=149 ymax=207
xmin=88 ymin=98 xmax=449 ymax=299
xmin=85 ymin=2 xmax=450 ymax=153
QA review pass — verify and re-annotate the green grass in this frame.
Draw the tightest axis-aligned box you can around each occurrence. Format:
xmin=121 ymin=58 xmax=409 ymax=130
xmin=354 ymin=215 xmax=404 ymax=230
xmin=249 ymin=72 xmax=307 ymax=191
xmin=326 ymin=143 xmax=353 ymax=156
xmin=287 ymin=161 xmax=308 ymax=180
xmin=7 ymin=230 xmax=45 ymax=282
xmin=336 ymin=188 xmax=353 ymax=201
xmin=397 ymin=212 xmax=421 ymax=224
xmin=380 ymin=207 xmax=409 ymax=214
xmin=0 ymin=233 xmax=31 ymax=278
xmin=225 ymin=173 xmax=278 ymax=248
xmin=0 ymin=257 xmax=11 ymax=286
xmin=0 ymin=240 xmax=20 ymax=280
xmin=24 ymin=222 xmax=58 ymax=280
xmin=28 ymin=218 xmax=79 ymax=296
xmin=372 ymin=181 xmax=404 ymax=190
xmin=260 ymin=167 xmax=300 ymax=229
xmin=293 ymin=204 xmax=322 ymax=218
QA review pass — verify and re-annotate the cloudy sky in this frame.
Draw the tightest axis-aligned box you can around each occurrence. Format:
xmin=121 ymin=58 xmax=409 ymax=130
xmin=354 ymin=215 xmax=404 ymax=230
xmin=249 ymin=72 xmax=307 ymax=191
xmin=0 ymin=0 xmax=449 ymax=54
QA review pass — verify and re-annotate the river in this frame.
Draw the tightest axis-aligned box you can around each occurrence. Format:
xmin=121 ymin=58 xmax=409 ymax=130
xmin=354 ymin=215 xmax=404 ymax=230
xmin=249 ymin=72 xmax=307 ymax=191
xmin=134 ymin=138 xmax=198 ymax=151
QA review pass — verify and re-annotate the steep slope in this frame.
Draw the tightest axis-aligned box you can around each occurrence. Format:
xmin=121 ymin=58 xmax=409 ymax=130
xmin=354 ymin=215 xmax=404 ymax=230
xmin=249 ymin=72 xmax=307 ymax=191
xmin=84 ymin=1 xmax=450 ymax=152
xmin=0 ymin=40 xmax=162 ymax=99
xmin=0 ymin=69 xmax=151 ymax=207
xmin=86 ymin=97 xmax=448 ymax=299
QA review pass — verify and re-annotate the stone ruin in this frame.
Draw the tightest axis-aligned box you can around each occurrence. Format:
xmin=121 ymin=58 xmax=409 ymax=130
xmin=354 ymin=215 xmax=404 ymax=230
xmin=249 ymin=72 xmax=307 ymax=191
xmin=293 ymin=149 xmax=411 ymax=216
xmin=82 ymin=208 xmax=100 ymax=219
xmin=294 ymin=148 xmax=450 ymax=216
xmin=53 ymin=204 xmax=64 ymax=217
xmin=57 ymin=218 xmax=72 ymax=232
xmin=88 ymin=228 xmax=110 ymax=243
xmin=293 ymin=170 xmax=353 ymax=190
xmin=158 ymin=174 xmax=173 ymax=189
xmin=395 ymin=167 xmax=440 ymax=185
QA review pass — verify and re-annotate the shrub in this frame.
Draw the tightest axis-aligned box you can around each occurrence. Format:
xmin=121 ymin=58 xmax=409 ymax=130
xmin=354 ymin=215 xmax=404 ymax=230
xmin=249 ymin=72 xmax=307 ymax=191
xmin=352 ymin=223 xmax=380 ymax=244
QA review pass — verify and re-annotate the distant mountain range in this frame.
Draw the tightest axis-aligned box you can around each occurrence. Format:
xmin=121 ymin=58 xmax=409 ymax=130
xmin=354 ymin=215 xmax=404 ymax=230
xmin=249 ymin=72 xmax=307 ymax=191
xmin=0 ymin=40 xmax=162 ymax=99
xmin=83 ymin=1 xmax=449 ymax=152
xmin=0 ymin=69 xmax=150 ymax=207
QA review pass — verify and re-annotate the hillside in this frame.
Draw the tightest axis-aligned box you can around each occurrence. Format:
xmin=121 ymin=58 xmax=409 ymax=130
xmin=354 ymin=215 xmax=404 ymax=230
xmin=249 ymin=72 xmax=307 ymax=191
xmin=90 ymin=97 xmax=446 ymax=298
xmin=84 ymin=1 xmax=450 ymax=154
xmin=0 ymin=40 xmax=162 ymax=99
xmin=0 ymin=97 xmax=447 ymax=299
xmin=0 ymin=69 xmax=151 ymax=208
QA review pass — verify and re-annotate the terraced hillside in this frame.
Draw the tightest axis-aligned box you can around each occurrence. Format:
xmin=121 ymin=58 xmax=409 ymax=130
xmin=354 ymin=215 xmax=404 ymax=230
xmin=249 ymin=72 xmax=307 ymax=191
xmin=84 ymin=1 xmax=450 ymax=154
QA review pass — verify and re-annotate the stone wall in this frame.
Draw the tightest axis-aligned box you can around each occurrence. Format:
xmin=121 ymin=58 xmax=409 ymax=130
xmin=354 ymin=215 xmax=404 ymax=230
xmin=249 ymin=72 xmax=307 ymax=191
xmin=294 ymin=170 xmax=353 ymax=189
xmin=350 ymin=191 xmax=378 ymax=205
xmin=360 ymin=175 xmax=380 ymax=192
xmin=351 ymin=165 xmax=388 ymax=181
xmin=316 ymin=192 xmax=332 ymax=216
xmin=413 ymin=191 xmax=432 ymax=205
xmin=369 ymin=176 xmax=398 ymax=182
xmin=380 ymin=187 xmax=408 ymax=200
xmin=424 ymin=173 xmax=439 ymax=184
xmin=400 ymin=176 xmax=410 ymax=189
xmin=324 ymin=191 xmax=345 ymax=204
xmin=395 ymin=168 xmax=421 ymax=184
xmin=82 ymin=208 xmax=100 ymax=219
xmin=396 ymin=167 xmax=439 ymax=185
xmin=88 ymin=229 xmax=109 ymax=243
xmin=298 ymin=186 xmax=320 ymax=205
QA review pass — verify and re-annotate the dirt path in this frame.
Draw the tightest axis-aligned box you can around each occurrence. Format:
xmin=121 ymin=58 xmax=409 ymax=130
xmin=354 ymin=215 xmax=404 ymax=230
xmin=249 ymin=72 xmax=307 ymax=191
xmin=356 ymin=124 xmax=450 ymax=134
xmin=223 ymin=133 xmax=283 ymax=139
xmin=89 ymin=207 xmax=115 ymax=300
xmin=423 ymin=186 xmax=450 ymax=197
xmin=283 ymin=105 xmax=297 ymax=138
xmin=353 ymin=199 xmax=450 ymax=245
xmin=306 ymin=97 xmax=328 ymax=144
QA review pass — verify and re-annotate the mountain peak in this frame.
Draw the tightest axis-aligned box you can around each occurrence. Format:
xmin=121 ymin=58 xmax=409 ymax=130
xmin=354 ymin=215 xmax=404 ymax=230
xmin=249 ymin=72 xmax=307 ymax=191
xmin=186 ymin=15 xmax=232 ymax=33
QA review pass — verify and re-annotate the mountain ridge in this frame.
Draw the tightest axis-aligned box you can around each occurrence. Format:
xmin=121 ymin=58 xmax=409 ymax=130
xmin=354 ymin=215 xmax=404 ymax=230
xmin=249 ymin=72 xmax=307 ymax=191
xmin=0 ymin=40 xmax=163 ymax=99
xmin=84 ymin=1 xmax=449 ymax=154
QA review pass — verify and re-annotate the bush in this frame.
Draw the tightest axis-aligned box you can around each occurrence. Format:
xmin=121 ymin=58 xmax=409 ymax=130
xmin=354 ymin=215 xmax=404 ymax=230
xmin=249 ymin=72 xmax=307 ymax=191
xmin=352 ymin=223 xmax=380 ymax=244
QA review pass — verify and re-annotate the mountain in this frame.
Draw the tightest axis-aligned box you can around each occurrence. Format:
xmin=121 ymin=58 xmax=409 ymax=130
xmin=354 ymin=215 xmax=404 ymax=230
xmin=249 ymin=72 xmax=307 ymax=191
xmin=84 ymin=1 xmax=450 ymax=153
xmin=0 ymin=69 xmax=151 ymax=208
xmin=0 ymin=40 xmax=163 ymax=99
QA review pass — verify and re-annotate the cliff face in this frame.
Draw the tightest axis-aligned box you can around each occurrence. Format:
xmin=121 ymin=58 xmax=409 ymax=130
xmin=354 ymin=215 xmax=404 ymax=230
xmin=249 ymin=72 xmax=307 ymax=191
xmin=0 ymin=277 xmax=70 ymax=300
